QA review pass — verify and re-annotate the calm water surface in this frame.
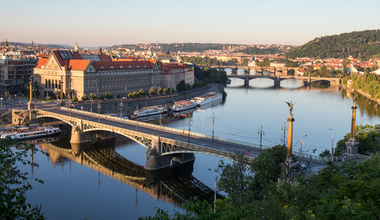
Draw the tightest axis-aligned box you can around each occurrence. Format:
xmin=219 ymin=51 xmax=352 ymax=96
xmin=22 ymin=78 xmax=380 ymax=219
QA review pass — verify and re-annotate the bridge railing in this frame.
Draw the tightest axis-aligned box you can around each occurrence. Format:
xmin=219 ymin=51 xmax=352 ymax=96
xmin=55 ymin=107 xmax=272 ymax=149
xmin=40 ymin=108 xmax=328 ymax=162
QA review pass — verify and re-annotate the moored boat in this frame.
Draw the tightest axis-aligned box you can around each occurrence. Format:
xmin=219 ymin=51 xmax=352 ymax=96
xmin=171 ymin=100 xmax=197 ymax=112
xmin=0 ymin=124 xmax=61 ymax=140
xmin=193 ymin=92 xmax=223 ymax=106
xmin=132 ymin=105 xmax=169 ymax=118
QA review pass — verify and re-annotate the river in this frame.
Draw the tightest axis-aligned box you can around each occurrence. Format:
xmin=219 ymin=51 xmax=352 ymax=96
xmin=21 ymin=78 xmax=380 ymax=219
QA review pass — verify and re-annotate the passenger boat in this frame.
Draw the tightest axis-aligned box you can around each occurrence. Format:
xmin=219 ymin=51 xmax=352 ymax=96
xmin=0 ymin=124 xmax=61 ymax=140
xmin=132 ymin=105 xmax=169 ymax=118
xmin=171 ymin=100 xmax=197 ymax=112
xmin=192 ymin=92 xmax=223 ymax=106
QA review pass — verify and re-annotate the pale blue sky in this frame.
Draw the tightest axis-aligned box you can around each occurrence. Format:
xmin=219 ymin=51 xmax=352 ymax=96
xmin=1 ymin=0 xmax=379 ymax=47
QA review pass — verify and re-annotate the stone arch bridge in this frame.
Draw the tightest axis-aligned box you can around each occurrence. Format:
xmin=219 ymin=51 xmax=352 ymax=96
xmin=227 ymin=74 xmax=341 ymax=88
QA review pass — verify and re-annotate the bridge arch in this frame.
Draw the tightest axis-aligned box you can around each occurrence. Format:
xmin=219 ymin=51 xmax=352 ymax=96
xmin=37 ymin=114 xmax=151 ymax=149
xmin=82 ymin=128 xmax=150 ymax=149
xmin=36 ymin=115 xmax=76 ymax=127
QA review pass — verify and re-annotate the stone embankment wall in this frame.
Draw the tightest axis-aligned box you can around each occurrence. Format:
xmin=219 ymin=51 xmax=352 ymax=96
xmin=72 ymin=84 xmax=224 ymax=116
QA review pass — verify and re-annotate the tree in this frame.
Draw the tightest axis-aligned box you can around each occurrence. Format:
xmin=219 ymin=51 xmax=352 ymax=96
xmin=176 ymin=80 xmax=188 ymax=91
xmin=162 ymin=88 xmax=168 ymax=95
xmin=148 ymin=87 xmax=156 ymax=96
xmin=216 ymin=152 xmax=253 ymax=205
xmin=71 ymin=95 xmax=78 ymax=102
xmin=168 ymin=88 xmax=175 ymax=94
xmin=0 ymin=139 xmax=44 ymax=219
xmin=89 ymin=93 xmax=97 ymax=100
xmin=81 ymin=94 xmax=88 ymax=101
xmin=157 ymin=87 xmax=162 ymax=96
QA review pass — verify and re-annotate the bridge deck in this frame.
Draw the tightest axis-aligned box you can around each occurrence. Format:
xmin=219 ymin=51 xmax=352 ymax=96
xmin=37 ymin=107 xmax=327 ymax=164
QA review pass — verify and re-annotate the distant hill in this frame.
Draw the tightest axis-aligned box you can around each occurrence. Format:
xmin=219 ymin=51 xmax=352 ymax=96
xmin=111 ymin=43 xmax=241 ymax=52
xmin=286 ymin=30 xmax=380 ymax=60
xmin=1 ymin=41 xmax=72 ymax=49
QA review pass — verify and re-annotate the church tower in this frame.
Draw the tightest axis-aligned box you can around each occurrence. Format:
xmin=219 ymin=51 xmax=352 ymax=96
xmin=74 ymin=42 xmax=79 ymax=52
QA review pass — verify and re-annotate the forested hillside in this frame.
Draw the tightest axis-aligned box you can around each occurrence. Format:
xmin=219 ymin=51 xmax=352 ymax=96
xmin=286 ymin=30 xmax=380 ymax=60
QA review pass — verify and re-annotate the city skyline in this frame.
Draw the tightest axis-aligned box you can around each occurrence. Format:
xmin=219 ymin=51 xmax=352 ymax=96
xmin=1 ymin=0 xmax=380 ymax=47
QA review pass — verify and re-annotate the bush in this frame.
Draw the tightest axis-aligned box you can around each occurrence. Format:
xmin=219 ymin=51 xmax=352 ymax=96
xmin=81 ymin=94 xmax=88 ymax=101
xmin=71 ymin=95 xmax=78 ymax=102
xmin=148 ymin=86 xmax=156 ymax=96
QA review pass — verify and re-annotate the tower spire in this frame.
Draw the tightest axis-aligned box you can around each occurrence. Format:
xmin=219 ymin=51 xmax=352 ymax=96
xmin=74 ymin=42 xmax=79 ymax=52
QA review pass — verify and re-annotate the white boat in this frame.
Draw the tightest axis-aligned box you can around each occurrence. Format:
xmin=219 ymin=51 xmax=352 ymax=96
xmin=0 ymin=125 xmax=61 ymax=140
xmin=132 ymin=105 xmax=169 ymax=118
xmin=171 ymin=100 xmax=197 ymax=112
xmin=193 ymin=92 xmax=223 ymax=106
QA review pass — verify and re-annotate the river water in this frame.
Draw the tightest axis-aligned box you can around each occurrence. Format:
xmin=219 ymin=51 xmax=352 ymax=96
xmin=21 ymin=77 xmax=380 ymax=219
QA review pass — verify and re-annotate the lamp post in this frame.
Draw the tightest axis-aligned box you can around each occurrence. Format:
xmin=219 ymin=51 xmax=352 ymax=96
xmin=90 ymin=98 xmax=93 ymax=113
xmin=300 ymin=135 xmax=307 ymax=154
xmin=97 ymin=101 xmax=101 ymax=122
xmin=258 ymin=125 xmax=265 ymax=152
xmin=329 ymin=129 xmax=334 ymax=160
xmin=186 ymin=115 xmax=192 ymax=143
xmin=211 ymin=112 xmax=216 ymax=141
xmin=120 ymin=98 xmax=124 ymax=120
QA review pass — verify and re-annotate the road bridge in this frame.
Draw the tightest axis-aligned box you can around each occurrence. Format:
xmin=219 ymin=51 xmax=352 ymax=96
xmin=227 ymin=74 xmax=341 ymax=88
xmin=35 ymin=107 xmax=327 ymax=170
xmin=198 ymin=65 xmax=300 ymax=75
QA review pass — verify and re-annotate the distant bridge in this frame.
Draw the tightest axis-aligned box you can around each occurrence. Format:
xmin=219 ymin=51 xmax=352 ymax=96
xmin=227 ymin=74 xmax=341 ymax=88
xmin=198 ymin=65 xmax=300 ymax=75
xmin=35 ymin=107 xmax=327 ymax=170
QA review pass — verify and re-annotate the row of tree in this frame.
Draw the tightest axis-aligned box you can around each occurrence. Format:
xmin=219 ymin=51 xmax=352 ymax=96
xmin=182 ymin=56 xmax=223 ymax=66
xmin=342 ymin=73 xmax=380 ymax=99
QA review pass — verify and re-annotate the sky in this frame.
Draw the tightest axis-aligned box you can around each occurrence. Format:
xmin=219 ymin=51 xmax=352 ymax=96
xmin=1 ymin=0 xmax=379 ymax=47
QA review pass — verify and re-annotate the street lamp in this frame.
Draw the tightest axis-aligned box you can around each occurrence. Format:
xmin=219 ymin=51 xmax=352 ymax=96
xmin=329 ymin=129 xmax=334 ymax=160
xmin=300 ymin=135 xmax=307 ymax=154
xmin=90 ymin=98 xmax=94 ymax=113
xmin=97 ymin=101 xmax=101 ymax=122
xmin=258 ymin=125 xmax=265 ymax=152
xmin=119 ymin=98 xmax=124 ymax=120
xmin=186 ymin=115 xmax=192 ymax=143
xmin=211 ymin=112 xmax=216 ymax=141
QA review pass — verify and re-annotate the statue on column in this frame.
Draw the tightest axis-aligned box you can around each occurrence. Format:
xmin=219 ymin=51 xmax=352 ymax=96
xmin=286 ymin=101 xmax=295 ymax=115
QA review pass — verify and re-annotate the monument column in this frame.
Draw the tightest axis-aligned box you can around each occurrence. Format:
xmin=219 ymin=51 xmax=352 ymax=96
xmin=350 ymin=104 xmax=357 ymax=142
xmin=286 ymin=114 xmax=295 ymax=160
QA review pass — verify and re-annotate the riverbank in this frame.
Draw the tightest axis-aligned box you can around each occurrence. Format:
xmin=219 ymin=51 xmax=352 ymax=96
xmin=342 ymin=85 xmax=380 ymax=105
xmin=73 ymin=84 xmax=224 ymax=116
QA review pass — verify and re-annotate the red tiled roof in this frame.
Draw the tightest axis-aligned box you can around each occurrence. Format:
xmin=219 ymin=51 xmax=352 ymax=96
xmin=68 ymin=60 xmax=91 ymax=71
xmin=92 ymin=61 xmax=153 ymax=70
xmin=35 ymin=58 xmax=48 ymax=68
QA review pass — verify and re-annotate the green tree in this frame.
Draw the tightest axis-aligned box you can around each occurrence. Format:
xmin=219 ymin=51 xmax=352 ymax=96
xmin=0 ymin=139 xmax=44 ymax=219
xmin=162 ymin=88 xmax=168 ymax=95
xmin=71 ymin=95 xmax=78 ymax=102
xmin=81 ymin=94 xmax=88 ymax=101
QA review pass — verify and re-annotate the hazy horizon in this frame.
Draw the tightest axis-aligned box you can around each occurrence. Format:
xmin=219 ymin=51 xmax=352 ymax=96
xmin=1 ymin=0 xmax=379 ymax=48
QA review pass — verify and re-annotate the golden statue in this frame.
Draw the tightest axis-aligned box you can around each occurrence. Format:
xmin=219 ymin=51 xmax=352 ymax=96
xmin=285 ymin=101 xmax=295 ymax=115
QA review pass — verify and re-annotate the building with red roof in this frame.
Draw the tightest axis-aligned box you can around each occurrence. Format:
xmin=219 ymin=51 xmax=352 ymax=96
xmin=33 ymin=50 xmax=194 ymax=100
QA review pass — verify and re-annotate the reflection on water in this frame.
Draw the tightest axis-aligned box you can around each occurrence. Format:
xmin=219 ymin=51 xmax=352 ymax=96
xmin=38 ymin=136 xmax=219 ymax=206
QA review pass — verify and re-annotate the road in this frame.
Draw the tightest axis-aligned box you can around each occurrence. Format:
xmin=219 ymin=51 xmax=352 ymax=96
xmin=41 ymin=107 xmax=262 ymax=160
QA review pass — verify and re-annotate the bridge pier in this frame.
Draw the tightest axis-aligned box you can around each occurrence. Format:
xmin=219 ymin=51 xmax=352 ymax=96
xmin=244 ymin=78 xmax=249 ymax=87
xmin=274 ymin=77 xmax=281 ymax=88
xmin=145 ymin=148 xmax=173 ymax=170
xmin=70 ymin=131 xmax=87 ymax=144
xmin=171 ymin=153 xmax=195 ymax=165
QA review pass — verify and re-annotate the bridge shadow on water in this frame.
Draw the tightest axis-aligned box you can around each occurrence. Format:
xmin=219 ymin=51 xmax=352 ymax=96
xmin=37 ymin=133 xmax=222 ymax=206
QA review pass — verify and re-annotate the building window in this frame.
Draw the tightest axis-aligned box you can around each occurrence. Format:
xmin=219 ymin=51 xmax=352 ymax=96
xmin=110 ymin=65 xmax=114 ymax=69
xmin=136 ymin=65 xmax=140 ymax=68
xmin=120 ymin=65 xmax=123 ymax=68
xmin=128 ymin=65 xmax=132 ymax=68
xmin=144 ymin=64 xmax=147 ymax=68
xmin=100 ymin=65 xmax=104 ymax=69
